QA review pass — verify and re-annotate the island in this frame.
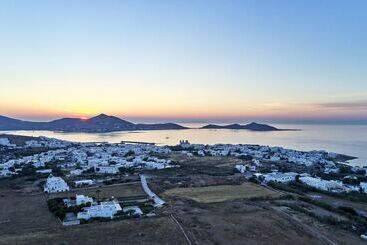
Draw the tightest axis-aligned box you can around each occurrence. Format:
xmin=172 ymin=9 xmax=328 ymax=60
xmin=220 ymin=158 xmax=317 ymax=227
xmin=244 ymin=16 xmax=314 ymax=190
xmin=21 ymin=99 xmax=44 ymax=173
xmin=0 ymin=114 xmax=188 ymax=132
xmin=201 ymin=122 xmax=296 ymax=131
xmin=0 ymin=114 xmax=297 ymax=133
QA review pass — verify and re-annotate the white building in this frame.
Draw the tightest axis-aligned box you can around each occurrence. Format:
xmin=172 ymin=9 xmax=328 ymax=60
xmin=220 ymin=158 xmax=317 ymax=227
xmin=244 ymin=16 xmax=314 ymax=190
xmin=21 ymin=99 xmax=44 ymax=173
xmin=77 ymin=200 xmax=122 ymax=220
xmin=0 ymin=138 xmax=15 ymax=147
xmin=299 ymin=176 xmax=344 ymax=192
xmin=179 ymin=140 xmax=191 ymax=148
xmin=123 ymin=206 xmax=143 ymax=216
xmin=235 ymin=165 xmax=246 ymax=173
xmin=44 ymin=175 xmax=70 ymax=193
xmin=76 ymin=194 xmax=94 ymax=206
xmin=95 ymin=166 xmax=119 ymax=174
xmin=36 ymin=169 xmax=52 ymax=174
xmin=70 ymin=169 xmax=83 ymax=176
xmin=235 ymin=164 xmax=256 ymax=173
xmin=264 ymin=172 xmax=297 ymax=183
xmin=360 ymin=182 xmax=367 ymax=193
xmin=74 ymin=179 xmax=94 ymax=187
xmin=0 ymin=169 xmax=13 ymax=177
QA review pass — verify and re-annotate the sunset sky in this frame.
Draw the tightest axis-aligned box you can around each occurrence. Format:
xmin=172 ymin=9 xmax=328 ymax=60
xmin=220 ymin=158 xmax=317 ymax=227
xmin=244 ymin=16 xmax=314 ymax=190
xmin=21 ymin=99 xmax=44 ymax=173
xmin=0 ymin=0 xmax=366 ymax=123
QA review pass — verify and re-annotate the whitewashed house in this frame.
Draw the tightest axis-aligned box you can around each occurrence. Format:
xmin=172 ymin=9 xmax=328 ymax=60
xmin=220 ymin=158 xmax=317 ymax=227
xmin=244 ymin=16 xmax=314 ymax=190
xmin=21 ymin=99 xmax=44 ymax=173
xmin=264 ymin=172 xmax=297 ymax=183
xmin=74 ymin=179 xmax=94 ymax=187
xmin=36 ymin=169 xmax=53 ymax=174
xmin=44 ymin=175 xmax=70 ymax=193
xmin=360 ymin=182 xmax=367 ymax=193
xmin=76 ymin=194 xmax=94 ymax=205
xmin=235 ymin=165 xmax=246 ymax=173
xmin=123 ymin=206 xmax=143 ymax=216
xmin=0 ymin=169 xmax=13 ymax=177
xmin=299 ymin=176 xmax=344 ymax=192
xmin=77 ymin=200 xmax=122 ymax=220
xmin=70 ymin=169 xmax=83 ymax=176
xmin=0 ymin=138 xmax=16 ymax=147
xmin=95 ymin=166 xmax=119 ymax=174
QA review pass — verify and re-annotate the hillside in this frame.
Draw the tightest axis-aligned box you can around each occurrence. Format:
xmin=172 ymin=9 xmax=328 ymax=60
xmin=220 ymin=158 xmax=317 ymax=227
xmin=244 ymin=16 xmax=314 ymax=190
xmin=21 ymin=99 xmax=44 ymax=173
xmin=201 ymin=122 xmax=281 ymax=131
xmin=0 ymin=114 xmax=187 ymax=132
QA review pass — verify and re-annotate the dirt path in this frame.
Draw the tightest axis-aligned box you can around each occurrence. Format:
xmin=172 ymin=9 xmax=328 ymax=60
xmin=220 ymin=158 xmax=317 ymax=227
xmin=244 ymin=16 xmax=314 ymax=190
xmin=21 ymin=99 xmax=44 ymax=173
xmin=170 ymin=214 xmax=192 ymax=245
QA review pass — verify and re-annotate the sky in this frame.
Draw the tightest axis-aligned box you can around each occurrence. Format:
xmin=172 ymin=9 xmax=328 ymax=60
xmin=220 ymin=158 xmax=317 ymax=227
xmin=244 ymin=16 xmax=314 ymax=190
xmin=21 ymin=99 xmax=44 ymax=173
xmin=0 ymin=0 xmax=366 ymax=123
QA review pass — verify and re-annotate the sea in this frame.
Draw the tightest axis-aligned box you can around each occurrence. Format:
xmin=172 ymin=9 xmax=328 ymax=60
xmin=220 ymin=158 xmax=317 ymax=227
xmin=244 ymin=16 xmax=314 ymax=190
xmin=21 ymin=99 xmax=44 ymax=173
xmin=2 ymin=123 xmax=367 ymax=167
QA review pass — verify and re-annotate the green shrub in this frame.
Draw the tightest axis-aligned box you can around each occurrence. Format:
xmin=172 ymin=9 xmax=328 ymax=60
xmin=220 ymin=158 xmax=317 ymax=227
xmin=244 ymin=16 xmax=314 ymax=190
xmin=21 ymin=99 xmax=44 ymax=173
xmin=338 ymin=206 xmax=357 ymax=216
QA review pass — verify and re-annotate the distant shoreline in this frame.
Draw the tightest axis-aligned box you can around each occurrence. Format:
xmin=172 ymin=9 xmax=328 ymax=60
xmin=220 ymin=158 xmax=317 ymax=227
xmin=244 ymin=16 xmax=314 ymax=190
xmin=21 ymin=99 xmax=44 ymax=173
xmin=0 ymin=114 xmax=298 ymax=133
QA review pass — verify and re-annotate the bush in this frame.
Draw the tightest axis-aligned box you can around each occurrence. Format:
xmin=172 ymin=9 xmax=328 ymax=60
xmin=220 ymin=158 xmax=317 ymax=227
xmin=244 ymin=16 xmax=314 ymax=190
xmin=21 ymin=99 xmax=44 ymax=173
xmin=268 ymin=181 xmax=305 ymax=195
xmin=238 ymin=155 xmax=253 ymax=161
xmin=299 ymin=196 xmax=334 ymax=212
xmin=140 ymin=203 xmax=154 ymax=214
xmin=47 ymin=198 xmax=66 ymax=220
xmin=119 ymin=167 xmax=135 ymax=174
xmin=338 ymin=206 xmax=358 ymax=216
xmin=19 ymin=165 xmax=36 ymax=177
xmin=248 ymin=176 xmax=259 ymax=184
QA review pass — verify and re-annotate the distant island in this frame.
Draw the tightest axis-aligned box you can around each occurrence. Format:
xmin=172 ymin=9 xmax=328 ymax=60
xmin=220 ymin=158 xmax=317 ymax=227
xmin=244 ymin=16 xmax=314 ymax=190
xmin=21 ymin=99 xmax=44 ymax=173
xmin=0 ymin=114 xmax=187 ymax=132
xmin=0 ymin=114 xmax=296 ymax=133
xmin=201 ymin=122 xmax=297 ymax=131
xmin=202 ymin=122 xmax=278 ymax=131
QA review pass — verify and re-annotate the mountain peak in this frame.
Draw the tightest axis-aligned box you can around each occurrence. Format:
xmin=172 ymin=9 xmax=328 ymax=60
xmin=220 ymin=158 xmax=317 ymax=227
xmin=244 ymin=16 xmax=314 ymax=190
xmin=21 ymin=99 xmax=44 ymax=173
xmin=92 ymin=113 xmax=110 ymax=119
xmin=0 ymin=114 xmax=188 ymax=132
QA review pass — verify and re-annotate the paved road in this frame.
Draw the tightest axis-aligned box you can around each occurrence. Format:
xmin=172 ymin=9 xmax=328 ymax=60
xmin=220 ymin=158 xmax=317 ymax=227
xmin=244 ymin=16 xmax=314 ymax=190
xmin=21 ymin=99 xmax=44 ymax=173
xmin=140 ymin=174 xmax=165 ymax=207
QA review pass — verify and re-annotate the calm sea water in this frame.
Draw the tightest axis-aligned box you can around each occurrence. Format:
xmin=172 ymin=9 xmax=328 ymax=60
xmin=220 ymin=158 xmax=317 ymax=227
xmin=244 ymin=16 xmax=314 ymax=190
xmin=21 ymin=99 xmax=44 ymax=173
xmin=2 ymin=124 xmax=367 ymax=167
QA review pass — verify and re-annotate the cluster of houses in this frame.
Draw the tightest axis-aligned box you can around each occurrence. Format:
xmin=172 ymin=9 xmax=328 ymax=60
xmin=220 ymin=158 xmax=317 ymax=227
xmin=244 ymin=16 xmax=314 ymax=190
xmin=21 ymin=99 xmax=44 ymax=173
xmin=235 ymin=163 xmax=367 ymax=194
xmin=24 ymin=137 xmax=73 ymax=148
xmin=298 ymin=176 xmax=367 ymax=193
xmin=42 ymin=174 xmax=158 ymax=225
xmin=179 ymin=141 xmax=346 ymax=173
xmin=0 ymin=136 xmax=72 ymax=149
xmin=0 ymin=149 xmax=67 ymax=177
xmin=178 ymin=141 xmax=367 ymax=195
xmin=0 ymin=138 xmax=16 ymax=148
xmin=0 ymin=136 xmax=176 ymax=178
xmin=61 ymin=194 xmax=144 ymax=225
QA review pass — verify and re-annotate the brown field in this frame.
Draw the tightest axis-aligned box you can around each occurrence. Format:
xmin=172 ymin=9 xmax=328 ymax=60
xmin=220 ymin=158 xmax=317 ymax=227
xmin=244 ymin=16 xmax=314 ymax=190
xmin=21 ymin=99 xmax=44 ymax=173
xmin=0 ymin=183 xmax=364 ymax=245
xmin=1 ymin=152 xmax=364 ymax=244
xmin=0 ymin=191 xmax=186 ymax=244
xmin=169 ymin=154 xmax=243 ymax=167
xmin=162 ymin=182 xmax=281 ymax=203
xmin=0 ymin=187 xmax=187 ymax=245
xmin=48 ymin=182 xmax=146 ymax=199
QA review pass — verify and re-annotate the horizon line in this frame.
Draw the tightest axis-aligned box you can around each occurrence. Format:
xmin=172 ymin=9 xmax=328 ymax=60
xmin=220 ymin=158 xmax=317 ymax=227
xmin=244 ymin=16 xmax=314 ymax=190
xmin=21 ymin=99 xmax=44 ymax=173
xmin=2 ymin=113 xmax=367 ymax=125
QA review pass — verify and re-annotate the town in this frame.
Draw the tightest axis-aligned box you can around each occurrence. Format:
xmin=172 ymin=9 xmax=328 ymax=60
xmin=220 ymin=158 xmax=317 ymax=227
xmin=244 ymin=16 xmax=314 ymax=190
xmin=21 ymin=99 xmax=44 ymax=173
xmin=1 ymin=134 xmax=367 ymax=244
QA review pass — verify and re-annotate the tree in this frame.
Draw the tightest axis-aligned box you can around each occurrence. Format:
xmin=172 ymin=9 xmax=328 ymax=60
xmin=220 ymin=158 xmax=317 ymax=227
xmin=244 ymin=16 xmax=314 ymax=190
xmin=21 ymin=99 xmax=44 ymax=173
xmin=295 ymin=174 xmax=301 ymax=182
xmin=96 ymin=189 xmax=101 ymax=203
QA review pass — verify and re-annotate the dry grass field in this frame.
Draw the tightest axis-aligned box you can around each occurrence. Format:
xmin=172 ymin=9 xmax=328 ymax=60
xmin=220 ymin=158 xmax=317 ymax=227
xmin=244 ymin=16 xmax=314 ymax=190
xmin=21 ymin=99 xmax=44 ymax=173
xmin=169 ymin=154 xmax=242 ymax=167
xmin=48 ymin=182 xmax=146 ymax=199
xmin=0 ymin=183 xmax=363 ymax=244
xmin=0 ymin=190 xmax=59 ymax=237
xmin=163 ymin=182 xmax=281 ymax=203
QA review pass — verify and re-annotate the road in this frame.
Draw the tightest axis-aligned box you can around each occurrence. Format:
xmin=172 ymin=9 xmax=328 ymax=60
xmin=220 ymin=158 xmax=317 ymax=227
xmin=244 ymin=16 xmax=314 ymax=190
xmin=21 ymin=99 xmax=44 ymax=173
xmin=140 ymin=174 xmax=165 ymax=207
